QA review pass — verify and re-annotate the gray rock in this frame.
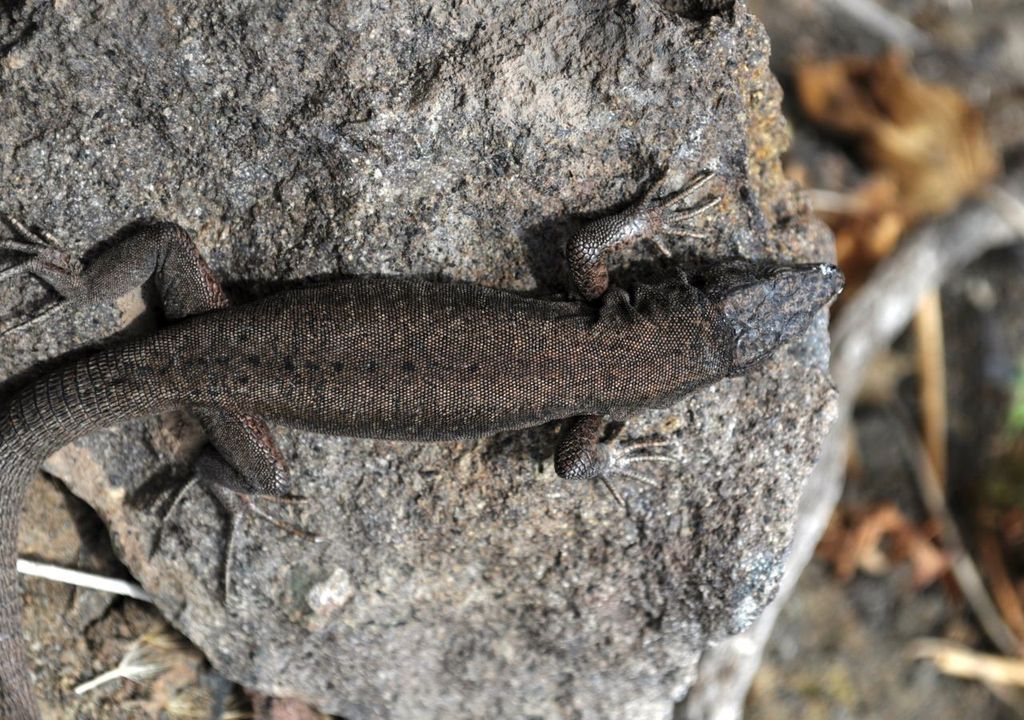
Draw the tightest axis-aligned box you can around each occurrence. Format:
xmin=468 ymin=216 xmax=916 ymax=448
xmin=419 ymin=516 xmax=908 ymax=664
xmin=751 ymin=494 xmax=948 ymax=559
xmin=0 ymin=0 xmax=836 ymax=717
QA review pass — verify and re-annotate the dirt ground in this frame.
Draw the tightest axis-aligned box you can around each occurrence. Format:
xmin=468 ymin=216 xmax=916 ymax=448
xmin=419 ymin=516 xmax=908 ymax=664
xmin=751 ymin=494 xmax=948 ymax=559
xmin=17 ymin=473 xmax=239 ymax=719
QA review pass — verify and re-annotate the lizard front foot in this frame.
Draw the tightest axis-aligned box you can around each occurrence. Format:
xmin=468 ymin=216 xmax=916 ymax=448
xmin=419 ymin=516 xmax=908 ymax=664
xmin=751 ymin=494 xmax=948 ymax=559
xmin=555 ymin=415 xmax=681 ymax=507
xmin=566 ymin=169 xmax=722 ymax=299
xmin=601 ymin=438 xmax=683 ymax=506
xmin=637 ymin=169 xmax=722 ymax=254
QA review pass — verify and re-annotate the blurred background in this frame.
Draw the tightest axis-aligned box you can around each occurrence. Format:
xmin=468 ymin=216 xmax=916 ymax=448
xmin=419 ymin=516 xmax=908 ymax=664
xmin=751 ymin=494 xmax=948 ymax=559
xmin=740 ymin=1 xmax=1024 ymax=718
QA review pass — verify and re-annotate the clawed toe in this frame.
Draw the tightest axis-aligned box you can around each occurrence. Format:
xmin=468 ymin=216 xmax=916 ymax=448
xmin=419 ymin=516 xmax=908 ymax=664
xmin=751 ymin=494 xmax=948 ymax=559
xmin=611 ymin=467 xmax=661 ymax=487
xmin=0 ymin=237 xmax=41 ymax=254
xmin=618 ymin=437 xmax=679 ymax=452
xmin=0 ymin=262 xmax=29 ymax=283
xmin=642 ymin=168 xmax=714 ymax=206
xmin=599 ymin=437 xmax=683 ymax=495
xmin=620 ymin=454 xmax=677 ymax=465
xmin=1 ymin=213 xmax=79 ymax=269
xmin=665 ymin=194 xmax=722 ymax=221
xmin=0 ymin=214 xmax=66 ymax=259
xmin=677 ymin=168 xmax=715 ymax=196
xmin=237 ymin=493 xmax=322 ymax=541
xmin=597 ymin=476 xmax=626 ymax=507
xmin=663 ymin=229 xmax=708 ymax=241
xmin=153 ymin=478 xmax=321 ymax=603
xmin=619 ymin=438 xmax=682 ymax=461
xmin=654 ymin=196 xmax=721 ymax=246
xmin=646 ymin=170 xmax=714 ymax=205
xmin=148 ymin=477 xmax=200 ymax=559
xmin=1 ymin=214 xmax=46 ymax=248
xmin=589 ymin=467 xmax=654 ymax=509
xmin=254 ymin=492 xmax=310 ymax=506
xmin=638 ymin=172 xmax=721 ymax=252
xmin=224 ymin=494 xmax=320 ymax=599
xmin=0 ymin=219 xmax=84 ymax=334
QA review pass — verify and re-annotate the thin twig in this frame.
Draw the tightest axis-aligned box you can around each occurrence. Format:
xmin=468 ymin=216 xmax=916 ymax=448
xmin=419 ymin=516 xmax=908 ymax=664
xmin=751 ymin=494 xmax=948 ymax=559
xmin=887 ymin=405 xmax=1023 ymax=657
xmin=910 ymin=638 xmax=1024 ymax=716
xmin=832 ymin=185 xmax=1024 ymax=411
xmin=978 ymin=530 xmax=1024 ymax=642
xmin=823 ymin=0 xmax=932 ymax=50
xmin=913 ymin=289 xmax=948 ymax=488
xmin=911 ymin=638 xmax=1024 ymax=686
xmin=16 ymin=558 xmax=152 ymax=603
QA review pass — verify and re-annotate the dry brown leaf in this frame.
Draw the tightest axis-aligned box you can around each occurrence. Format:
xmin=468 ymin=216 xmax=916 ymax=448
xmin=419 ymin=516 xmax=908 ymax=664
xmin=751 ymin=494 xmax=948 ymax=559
xmin=830 ymin=175 xmax=907 ymax=294
xmin=897 ymin=522 xmax=951 ymax=589
xmin=796 ymin=53 xmax=1000 ymax=295
xmin=817 ymin=503 xmax=951 ymax=587
xmin=797 ymin=52 xmax=999 ymax=222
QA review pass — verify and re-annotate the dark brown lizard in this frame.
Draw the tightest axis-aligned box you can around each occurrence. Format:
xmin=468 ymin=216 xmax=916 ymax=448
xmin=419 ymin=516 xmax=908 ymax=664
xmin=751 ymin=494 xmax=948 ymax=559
xmin=0 ymin=172 xmax=842 ymax=718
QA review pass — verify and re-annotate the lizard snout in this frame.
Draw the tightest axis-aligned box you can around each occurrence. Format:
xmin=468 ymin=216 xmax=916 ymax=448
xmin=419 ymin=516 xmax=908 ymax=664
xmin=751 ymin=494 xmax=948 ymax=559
xmin=715 ymin=262 xmax=844 ymax=371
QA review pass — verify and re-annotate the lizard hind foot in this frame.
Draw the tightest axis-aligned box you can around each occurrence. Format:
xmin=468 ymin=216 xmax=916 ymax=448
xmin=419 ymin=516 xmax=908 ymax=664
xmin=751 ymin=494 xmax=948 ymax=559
xmin=218 ymin=488 xmax=322 ymax=601
xmin=0 ymin=214 xmax=85 ymax=334
xmin=0 ymin=214 xmax=80 ymax=273
xmin=150 ymin=465 xmax=320 ymax=603
xmin=231 ymin=491 xmax=321 ymax=541
xmin=207 ymin=485 xmax=322 ymax=602
xmin=1 ymin=213 xmax=63 ymax=249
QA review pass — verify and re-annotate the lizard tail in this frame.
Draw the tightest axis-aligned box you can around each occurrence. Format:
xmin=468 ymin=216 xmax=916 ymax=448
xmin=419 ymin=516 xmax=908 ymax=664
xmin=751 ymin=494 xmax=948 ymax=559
xmin=0 ymin=453 xmax=38 ymax=719
xmin=0 ymin=347 xmax=170 ymax=719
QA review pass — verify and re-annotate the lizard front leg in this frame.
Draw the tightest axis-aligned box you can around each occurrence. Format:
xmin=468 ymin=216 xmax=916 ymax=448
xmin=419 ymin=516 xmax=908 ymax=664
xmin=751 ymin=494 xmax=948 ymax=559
xmin=558 ymin=173 xmax=715 ymax=499
xmin=565 ymin=170 xmax=719 ymax=299
xmin=555 ymin=415 xmax=679 ymax=505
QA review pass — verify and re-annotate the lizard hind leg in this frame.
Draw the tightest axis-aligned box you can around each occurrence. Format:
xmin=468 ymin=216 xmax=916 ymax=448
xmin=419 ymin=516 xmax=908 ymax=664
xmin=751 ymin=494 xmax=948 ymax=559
xmin=0 ymin=217 xmax=230 ymax=330
xmin=0 ymin=217 xmax=231 ymax=343
xmin=153 ymin=439 xmax=319 ymax=602
xmin=188 ymin=407 xmax=320 ymax=600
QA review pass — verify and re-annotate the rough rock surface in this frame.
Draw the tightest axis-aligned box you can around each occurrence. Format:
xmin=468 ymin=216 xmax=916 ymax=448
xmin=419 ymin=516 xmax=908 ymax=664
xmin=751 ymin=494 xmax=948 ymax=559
xmin=0 ymin=0 xmax=836 ymax=717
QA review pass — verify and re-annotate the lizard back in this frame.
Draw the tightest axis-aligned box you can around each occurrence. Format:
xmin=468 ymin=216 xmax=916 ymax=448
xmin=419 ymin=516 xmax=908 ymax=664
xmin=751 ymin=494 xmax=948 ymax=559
xmin=149 ymin=276 xmax=736 ymax=440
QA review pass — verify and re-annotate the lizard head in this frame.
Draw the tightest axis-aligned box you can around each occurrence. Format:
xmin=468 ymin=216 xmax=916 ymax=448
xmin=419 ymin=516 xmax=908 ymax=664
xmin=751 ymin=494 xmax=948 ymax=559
xmin=692 ymin=260 xmax=844 ymax=372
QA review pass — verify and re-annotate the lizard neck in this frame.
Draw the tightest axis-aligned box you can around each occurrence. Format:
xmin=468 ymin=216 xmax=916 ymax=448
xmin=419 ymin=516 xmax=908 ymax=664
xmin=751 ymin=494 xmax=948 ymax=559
xmin=583 ymin=283 xmax=736 ymax=412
